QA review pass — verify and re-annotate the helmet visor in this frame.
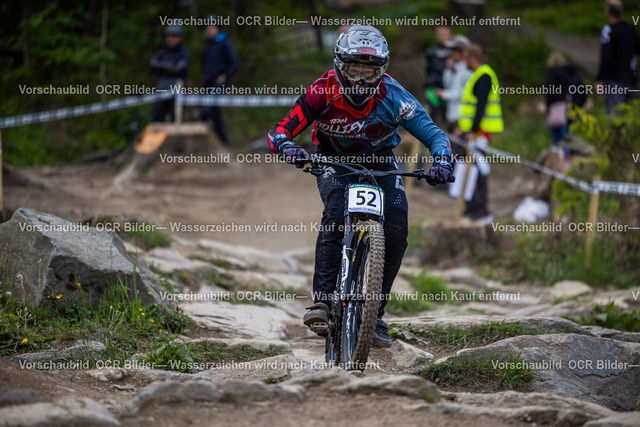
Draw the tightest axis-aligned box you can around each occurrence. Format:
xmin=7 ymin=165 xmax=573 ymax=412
xmin=338 ymin=55 xmax=385 ymax=84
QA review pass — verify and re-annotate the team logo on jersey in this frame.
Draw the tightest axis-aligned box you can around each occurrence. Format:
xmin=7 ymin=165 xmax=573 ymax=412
xmin=397 ymin=101 xmax=416 ymax=120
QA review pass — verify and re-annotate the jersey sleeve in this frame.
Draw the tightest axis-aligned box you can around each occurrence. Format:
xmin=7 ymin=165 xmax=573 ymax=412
xmin=267 ymin=77 xmax=326 ymax=153
xmin=393 ymin=85 xmax=451 ymax=156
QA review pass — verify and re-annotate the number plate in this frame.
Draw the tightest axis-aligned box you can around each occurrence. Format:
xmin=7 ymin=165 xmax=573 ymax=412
xmin=347 ymin=184 xmax=384 ymax=216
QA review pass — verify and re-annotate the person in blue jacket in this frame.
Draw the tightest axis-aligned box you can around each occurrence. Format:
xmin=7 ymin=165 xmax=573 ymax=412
xmin=268 ymin=25 xmax=452 ymax=347
xmin=200 ymin=14 xmax=239 ymax=146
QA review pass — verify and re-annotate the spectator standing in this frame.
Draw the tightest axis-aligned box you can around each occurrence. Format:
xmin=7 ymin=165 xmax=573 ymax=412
xmin=436 ymin=35 xmax=472 ymax=131
xmin=455 ymin=44 xmax=504 ymax=223
xmin=424 ymin=26 xmax=452 ymax=125
xmin=595 ymin=0 xmax=639 ymax=114
xmin=150 ymin=24 xmax=190 ymax=122
xmin=545 ymin=52 xmax=583 ymax=144
xmin=200 ymin=14 xmax=240 ymax=146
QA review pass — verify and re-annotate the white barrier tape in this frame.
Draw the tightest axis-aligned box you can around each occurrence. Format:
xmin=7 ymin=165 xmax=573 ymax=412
xmin=594 ymin=181 xmax=640 ymax=197
xmin=0 ymin=93 xmax=300 ymax=129
xmin=178 ymin=94 xmax=299 ymax=107
xmin=0 ymin=92 xmax=173 ymax=129
xmin=446 ymin=132 xmax=639 ymax=197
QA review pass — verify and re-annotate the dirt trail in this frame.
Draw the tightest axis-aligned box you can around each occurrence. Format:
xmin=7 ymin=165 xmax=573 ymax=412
xmin=5 ymin=147 xmax=534 ymax=251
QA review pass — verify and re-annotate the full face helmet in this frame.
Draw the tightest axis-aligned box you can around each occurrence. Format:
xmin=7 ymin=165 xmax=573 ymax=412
xmin=333 ymin=25 xmax=390 ymax=106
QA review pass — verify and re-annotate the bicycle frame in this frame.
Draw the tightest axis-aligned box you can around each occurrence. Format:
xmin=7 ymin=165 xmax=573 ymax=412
xmin=303 ymin=160 xmax=454 ymax=368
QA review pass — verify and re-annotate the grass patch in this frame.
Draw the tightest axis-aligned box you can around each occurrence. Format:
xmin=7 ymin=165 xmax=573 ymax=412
xmin=145 ymin=340 xmax=289 ymax=373
xmin=117 ymin=222 xmax=171 ymax=250
xmin=564 ymin=302 xmax=640 ymax=333
xmin=391 ymin=320 xmax=560 ymax=352
xmin=385 ymin=269 xmax=451 ymax=316
xmin=497 ymin=232 xmax=639 ymax=288
xmin=0 ymin=275 xmax=192 ymax=365
xmin=421 ymin=351 xmax=533 ymax=391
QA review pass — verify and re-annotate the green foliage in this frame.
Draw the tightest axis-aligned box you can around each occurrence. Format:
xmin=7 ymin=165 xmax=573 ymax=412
xmin=0 ymin=274 xmax=191 ymax=361
xmin=487 ymin=30 xmax=549 ymax=89
xmin=146 ymin=340 xmax=288 ymax=373
xmin=491 ymin=113 xmax=551 ymax=160
xmin=114 ymin=221 xmax=172 ymax=250
xmin=385 ymin=269 xmax=450 ymax=315
xmin=421 ymin=351 xmax=533 ymax=391
xmin=501 ymin=232 xmax=639 ymax=288
xmin=565 ymin=302 xmax=640 ymax=332
xmin=394 ymin=320 xmax=558 ymax=352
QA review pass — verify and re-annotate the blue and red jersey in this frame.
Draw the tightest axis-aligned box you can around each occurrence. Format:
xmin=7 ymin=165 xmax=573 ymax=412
xmin=268 ymin=70 xmax=451 ymax=157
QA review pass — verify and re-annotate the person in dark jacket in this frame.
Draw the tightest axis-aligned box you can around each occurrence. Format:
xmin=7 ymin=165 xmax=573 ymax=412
xmin=200 ymin=15 xmax=240 ymax=146
xmin=595 ymin=0 xmax=639 ymax=114
xmin=545 ymin=52 xmax=583 ymax=144
xmin=150 ymin=24 xmax=190 ymax=122
xmin=424 ymin=26 xmax=452 ymax=125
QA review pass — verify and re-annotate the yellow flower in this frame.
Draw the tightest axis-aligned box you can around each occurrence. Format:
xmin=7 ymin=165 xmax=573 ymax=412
xmin=142 ymin=354 xmax=147 ymax=358
xmin=149 ymin=319 xmax=154 ymax=323
xmin=56 ymin=294 xmax=62 ymax=299
xmin=196 ymin=322 xmax=200 ymax=326
xmin=148 ymin=291 xmax=152 ymax=294
xmin=47 ymin=296 xmax=51 ymax=299
xmin=159 ymin=329 xmax=163 ymax=332
xmin=139 ymin=308 xmax=143 ymax=311
xmin=137 ymin=316 xmax=140 ymax=319
xmin=77 ymin=282 xmax=81 ymax=287
xmin=21 ymin=338 xmax=28 ymax=344
xmin=141 ymin=312 xmax=145 ymax=316
xmin=154 ymin=303 xmax=158 ymax=306
xmin=115 ymin=310 xmax=120 ymax=313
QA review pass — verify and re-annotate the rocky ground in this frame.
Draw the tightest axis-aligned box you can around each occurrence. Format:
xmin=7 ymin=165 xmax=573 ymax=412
xmin=2 ymin=149 xmax=640 ymax=426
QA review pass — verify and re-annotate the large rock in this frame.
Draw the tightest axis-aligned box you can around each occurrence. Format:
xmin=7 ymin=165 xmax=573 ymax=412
xmin=201 ymin=354 xmax=298 ymax=382
xmin=454 ymin=390 xmax=614 ymax=425
xmin=0 ymin=397 xmax=119 ymax=426
xmin=388 ymin=340 xmax=434 ymax=368
xmin=0 ymin=208 xmax=163 ymax=308
xmin=182 ymin=301 xmax=293 ymax=340
xmin=550 ymin=280 xmax=592 ymax=299
xmin=391 ymin=315 xmax=592 ymax=336
xmin=450 ymin=334 xmax=640 ymax=410
xmin=9 ymin=341 xmax=106 ymax=366
xmin=584 ymin=412 xmax=640 ymax=427
xmin=120 ymin=380 xmax=304 ymax=416
xmin=288 ymin=369 xmax=440 ymax=402
xmin=583 ymin=326 xmax=640 ymax=343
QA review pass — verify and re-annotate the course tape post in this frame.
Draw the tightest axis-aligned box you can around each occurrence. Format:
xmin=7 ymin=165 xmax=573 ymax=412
xmin=446 ymin=133 xmax=640 ymax=198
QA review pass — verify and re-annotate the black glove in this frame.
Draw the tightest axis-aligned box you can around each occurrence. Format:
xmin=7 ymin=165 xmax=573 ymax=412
xmin=277 ymin=140 xmax=310 ymax=168
xmin=428 ymin=151 xmax=452 ymax=185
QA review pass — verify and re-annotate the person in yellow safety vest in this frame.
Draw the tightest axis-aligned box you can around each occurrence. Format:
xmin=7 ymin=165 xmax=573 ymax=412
xmin=454 ymin=43 xmax=503 ymax=223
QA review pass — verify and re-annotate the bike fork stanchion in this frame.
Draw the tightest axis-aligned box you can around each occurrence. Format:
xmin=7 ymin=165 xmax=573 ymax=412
xmin=453 ymin=141 xmax=472 ymax=221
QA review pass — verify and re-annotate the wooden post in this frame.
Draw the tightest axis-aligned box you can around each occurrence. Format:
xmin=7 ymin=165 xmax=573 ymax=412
xmin=585 ymin=175 xmax=600 ymax=266
xmin=174 ymin=79 xmax=183 ymax=124
xmin=453 ymin=142 xmax=471 ymax=221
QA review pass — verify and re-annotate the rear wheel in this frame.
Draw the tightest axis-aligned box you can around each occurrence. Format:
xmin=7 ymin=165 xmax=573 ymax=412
xmin=340 ymin=220 xmax=385 ymax=371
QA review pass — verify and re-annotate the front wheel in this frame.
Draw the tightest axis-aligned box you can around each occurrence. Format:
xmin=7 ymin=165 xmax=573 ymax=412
xmin=341 ymin=220 xmax=385 ymax=371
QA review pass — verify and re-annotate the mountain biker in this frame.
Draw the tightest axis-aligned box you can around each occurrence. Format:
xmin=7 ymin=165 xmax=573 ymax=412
xmin=267 ymin=25 xmax=452 ymax=348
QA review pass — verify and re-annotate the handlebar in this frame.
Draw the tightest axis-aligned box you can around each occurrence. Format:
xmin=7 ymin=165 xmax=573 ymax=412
xmin=301 ymin=160 xmax=455 ymax=185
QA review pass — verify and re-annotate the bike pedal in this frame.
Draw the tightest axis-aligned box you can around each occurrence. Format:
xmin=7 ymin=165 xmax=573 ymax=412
xmin=308 ymin=322 xmax=328 ymax=333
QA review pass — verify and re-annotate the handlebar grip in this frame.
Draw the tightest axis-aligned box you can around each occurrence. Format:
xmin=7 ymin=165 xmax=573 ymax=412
xmin=448 ymin=175 xmax=456 ymax=183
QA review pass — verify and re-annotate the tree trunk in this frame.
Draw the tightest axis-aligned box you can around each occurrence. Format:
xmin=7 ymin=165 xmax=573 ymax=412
xmin=99 ymin=0 xmax=109 ymax=103
xmin=310 ymin=0 xmax=323 ymax=52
